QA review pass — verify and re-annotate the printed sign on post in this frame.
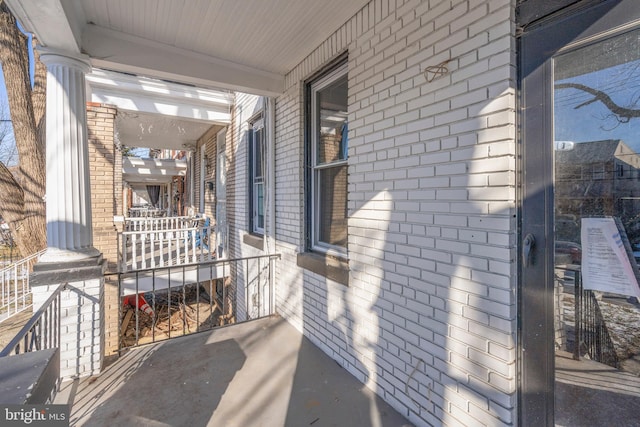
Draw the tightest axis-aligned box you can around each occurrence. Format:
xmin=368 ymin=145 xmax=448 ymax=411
xmin=581 ymin=217 xmax=640 ymax=298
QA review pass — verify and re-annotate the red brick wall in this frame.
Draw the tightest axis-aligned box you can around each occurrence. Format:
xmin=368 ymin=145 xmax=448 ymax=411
xmin=87 ymin=102 xmax=121 ymax=270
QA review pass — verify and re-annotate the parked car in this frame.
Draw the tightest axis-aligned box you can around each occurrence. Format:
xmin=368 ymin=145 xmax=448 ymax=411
xmin=555 ymin=240 xmax=582 ymax=264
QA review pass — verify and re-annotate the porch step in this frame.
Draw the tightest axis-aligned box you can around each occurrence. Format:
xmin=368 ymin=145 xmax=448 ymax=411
xmin=0 ymin=348 xmax=60 ymax=404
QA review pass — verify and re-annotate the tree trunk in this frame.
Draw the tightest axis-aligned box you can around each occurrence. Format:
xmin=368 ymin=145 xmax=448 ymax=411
xmin=31 ymin=35 xmax=46 ymax=148
xmin=0 ymin=1 xmax=46 ymax=257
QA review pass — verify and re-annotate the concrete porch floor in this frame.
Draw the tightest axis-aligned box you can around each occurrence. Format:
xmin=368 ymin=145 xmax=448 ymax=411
xmin=54 ymin=316 xmax=413 ymax=427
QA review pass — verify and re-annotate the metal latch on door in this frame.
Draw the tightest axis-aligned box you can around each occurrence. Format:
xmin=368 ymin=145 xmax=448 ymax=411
xmin=523 ymin=234 xmax=536 ymax=267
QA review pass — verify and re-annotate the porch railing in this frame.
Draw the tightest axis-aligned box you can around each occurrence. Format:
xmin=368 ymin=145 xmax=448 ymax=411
xmin=0 ymin=283 xmax=63 ymax=356
xmin=125 ymin=216 xmax=194 ymax=232
xmin=128 ymin=206 xmax=166 ymax=218
xmin=0 ymin=249 xmax=46 ymax=323
xmin=118 ymin=253 xmax=280 ymax=349
xmin=119 ymin=223 xmax=216 ymax=272
xmin=555 ymin=265 xmax=619 ymax=367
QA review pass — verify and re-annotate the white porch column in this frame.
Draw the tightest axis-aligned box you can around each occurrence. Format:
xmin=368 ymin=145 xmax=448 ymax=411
xmin=31 ymin=49 xmax=105 ymax=379
xmin=39 ymin=50 xmax=99 ymax=262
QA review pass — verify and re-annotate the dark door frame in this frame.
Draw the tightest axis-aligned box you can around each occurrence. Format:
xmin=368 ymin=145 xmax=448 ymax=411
xmin=517 ymin=0 xmax=638 ymax=425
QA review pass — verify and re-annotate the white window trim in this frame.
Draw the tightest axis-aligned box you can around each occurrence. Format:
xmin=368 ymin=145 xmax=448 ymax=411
xmin=309 ymin=62 xmax=348 ymax=257
xmin=250 ymin=115 xmax=265 ymax=235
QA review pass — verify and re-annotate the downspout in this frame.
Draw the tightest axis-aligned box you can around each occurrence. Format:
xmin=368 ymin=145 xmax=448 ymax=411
xmin=266 ymin=96 xmax=277 ymax=314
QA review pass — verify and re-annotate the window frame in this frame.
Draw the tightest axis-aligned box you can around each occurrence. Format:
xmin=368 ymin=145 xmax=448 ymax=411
xmin=249 ymin=114 xmax=265 ymax=236
xmin=306 ymin=61 xmax=349 ymax=257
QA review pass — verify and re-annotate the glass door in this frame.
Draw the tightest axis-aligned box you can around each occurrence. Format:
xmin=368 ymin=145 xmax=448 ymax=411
xmin=552 ymin=24 xmax=640 ymax=426
xmin=520 ymin=1 xmax=640 ymax=425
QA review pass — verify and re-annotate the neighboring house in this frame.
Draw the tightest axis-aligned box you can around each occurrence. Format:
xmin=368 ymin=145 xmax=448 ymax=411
xmin=556 ymin=140 xmax=640 ymax=243
xmin=7 ymin=0 xmax=640 ymax=426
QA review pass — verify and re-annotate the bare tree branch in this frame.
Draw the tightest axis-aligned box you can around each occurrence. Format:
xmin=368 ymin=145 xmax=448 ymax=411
xmin=555 ymin=82 xmax=640 ymax=123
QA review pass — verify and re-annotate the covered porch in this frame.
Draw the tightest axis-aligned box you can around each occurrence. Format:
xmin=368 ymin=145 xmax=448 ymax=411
xmin=4 ymin=0 xmax=617 ymax=426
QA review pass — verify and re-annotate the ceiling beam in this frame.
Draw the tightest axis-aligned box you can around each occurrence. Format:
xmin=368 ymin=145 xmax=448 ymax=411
xmin=83 ymin=24 xmax=284 ymax=97
xmin=87 ymin=69 xmax=232 ymax=124
xmin=6 ymin=0 xmax=81 ymax=54
xmin=123 ymin=157 xmax=187 ymax=185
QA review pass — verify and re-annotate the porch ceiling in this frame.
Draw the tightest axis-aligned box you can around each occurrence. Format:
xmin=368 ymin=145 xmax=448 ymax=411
xmin=88 ymin=69 xmax=232 ymax=151
xmin=122 ymin=157 xmax=187 ymax=185
xmin=7 ymin=0 xmax=370 ymax=96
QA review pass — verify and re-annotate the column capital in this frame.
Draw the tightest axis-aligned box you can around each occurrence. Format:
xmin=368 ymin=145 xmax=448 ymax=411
xmin=38 ymin=48 xmax=91 ymax=73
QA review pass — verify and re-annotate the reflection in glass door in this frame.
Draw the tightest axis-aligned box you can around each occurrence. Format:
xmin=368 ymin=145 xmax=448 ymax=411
xmin=553 ymin=26 xmax=640 ymax=425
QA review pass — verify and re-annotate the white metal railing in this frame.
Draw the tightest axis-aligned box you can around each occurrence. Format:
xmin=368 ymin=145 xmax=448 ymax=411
xmin=0 ymin=249 xmax=46 ymax=323
xmin=0 ymin=282 xmax=63 ymax=356
xmin=119 ymin=224 xmax=216 ymax=272
xmin=125 ymin=216 xmax=194 ymax=232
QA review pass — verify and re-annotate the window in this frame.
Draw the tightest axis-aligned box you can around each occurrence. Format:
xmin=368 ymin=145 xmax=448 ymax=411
xmin=249 ymin=115 xmax=265 ymax=235
xmin=308 ymin=62 xmax=348 ymax=256
xmin=592 ymin=163 xmax=605 ymax=180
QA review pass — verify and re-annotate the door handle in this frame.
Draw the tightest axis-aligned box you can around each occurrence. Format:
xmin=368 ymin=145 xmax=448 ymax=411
xmin=523 ymin=234 xmax=536 ymax=267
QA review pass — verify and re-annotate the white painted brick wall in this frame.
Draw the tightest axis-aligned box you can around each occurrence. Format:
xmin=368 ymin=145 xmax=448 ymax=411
xmin=232 ymin=0 xmax=518 ymax=425
xmin=231 ymin=92 xmax=266 ymax=258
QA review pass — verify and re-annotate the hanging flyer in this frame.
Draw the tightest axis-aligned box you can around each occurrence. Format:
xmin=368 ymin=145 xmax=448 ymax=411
xmin=581 ymin=217 xmax=640 ymax=298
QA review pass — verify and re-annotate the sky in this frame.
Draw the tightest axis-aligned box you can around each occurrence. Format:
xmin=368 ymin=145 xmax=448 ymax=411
xmin=0 ymin=69 xmax=17 ymax=166
xmin=554 ymin=57 xmax=640 ymax=151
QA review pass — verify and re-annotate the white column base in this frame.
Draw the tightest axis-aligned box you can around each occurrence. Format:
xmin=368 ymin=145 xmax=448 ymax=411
xmin=39 ymin=247 xmax=101 ymax=264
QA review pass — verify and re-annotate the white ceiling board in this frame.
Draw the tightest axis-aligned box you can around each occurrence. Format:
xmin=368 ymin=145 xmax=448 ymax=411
xmin=82 ymin=24 xmax=285 ymax=96
xmin=8 ymin=0 xmax=370 ymax=95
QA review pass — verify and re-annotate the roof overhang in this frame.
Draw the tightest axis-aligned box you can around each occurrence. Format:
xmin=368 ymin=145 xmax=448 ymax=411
xmin=7 ymin=0 xmax=370 ymax=152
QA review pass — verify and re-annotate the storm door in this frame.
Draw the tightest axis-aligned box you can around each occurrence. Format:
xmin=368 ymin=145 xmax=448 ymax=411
xmin=520 ymin=1 xmax=640 ymax=425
